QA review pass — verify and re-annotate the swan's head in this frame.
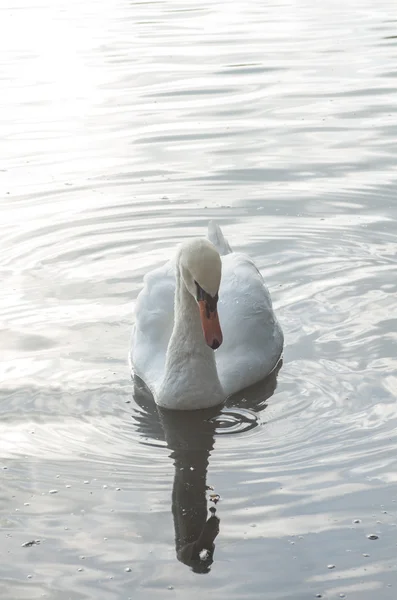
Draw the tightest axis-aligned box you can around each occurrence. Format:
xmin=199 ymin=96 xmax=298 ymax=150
xmin=179 ymin=238 xmax=223 ymax=350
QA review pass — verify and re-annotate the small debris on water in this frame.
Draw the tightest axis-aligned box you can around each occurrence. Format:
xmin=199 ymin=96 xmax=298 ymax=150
xmin=209 ymin=494 xmax=220 ymax=504
xmin=367 ymin=534 xmax=379 ymax=540
xmin=22 ymin=540 xmax=40 ymax=548
xmin=199 ymin=549 xmax=210 ymax=560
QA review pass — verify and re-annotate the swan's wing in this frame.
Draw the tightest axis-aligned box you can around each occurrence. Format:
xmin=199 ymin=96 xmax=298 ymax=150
xmin=216 ymin=252 xmax=284 ymax=396
xmin=130 ymin=261 xmax=175 ymax=395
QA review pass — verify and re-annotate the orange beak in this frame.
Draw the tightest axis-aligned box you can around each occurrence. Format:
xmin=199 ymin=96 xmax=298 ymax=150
xmin=198 ymin=300 xmax=223 ymax=350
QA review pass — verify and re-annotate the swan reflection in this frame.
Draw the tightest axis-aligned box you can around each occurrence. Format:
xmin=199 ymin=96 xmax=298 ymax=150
xmin=159 ymin=406 xmax=220 ymax=573
xmin=132 ymin=360 xmax=281 ymax=573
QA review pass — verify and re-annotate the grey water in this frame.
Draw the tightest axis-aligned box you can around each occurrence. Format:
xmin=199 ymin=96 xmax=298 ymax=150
xmin=1 ymin=1 xmax=397 ymax=599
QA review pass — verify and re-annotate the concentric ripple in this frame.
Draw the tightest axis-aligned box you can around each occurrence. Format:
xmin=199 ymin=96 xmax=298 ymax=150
xmin=211 ymin=408 xmax=260 ymax=435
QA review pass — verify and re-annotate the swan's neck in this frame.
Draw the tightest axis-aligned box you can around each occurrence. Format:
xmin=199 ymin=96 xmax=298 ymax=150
xmin=157 ymin=266 xmax=224 ymax=410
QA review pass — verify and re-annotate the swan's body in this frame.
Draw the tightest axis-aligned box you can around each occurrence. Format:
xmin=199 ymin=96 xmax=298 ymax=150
xmin=130 ymin=222 xmax=283 ymax=410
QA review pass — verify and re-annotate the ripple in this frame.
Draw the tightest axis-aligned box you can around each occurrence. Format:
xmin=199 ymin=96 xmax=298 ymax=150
xmin=1 ymin=0 xmax=397 ymax=598
xmin=211 ymin=408 xmax=260 ymax=435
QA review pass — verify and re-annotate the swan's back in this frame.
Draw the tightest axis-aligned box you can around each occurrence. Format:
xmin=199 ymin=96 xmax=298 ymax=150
xmin=131 ymin=261 xmax=175 ymax=394
xmin=215 ymin=252 xmax=283 ymax=396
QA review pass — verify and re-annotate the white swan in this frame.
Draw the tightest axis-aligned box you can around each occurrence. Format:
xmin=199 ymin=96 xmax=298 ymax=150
xmin=130 ymin=222 xmax=283 ymax=410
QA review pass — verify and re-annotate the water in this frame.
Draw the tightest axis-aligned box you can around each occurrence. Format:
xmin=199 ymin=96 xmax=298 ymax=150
xmin=1 ymin=0 xmax=397 ymax=598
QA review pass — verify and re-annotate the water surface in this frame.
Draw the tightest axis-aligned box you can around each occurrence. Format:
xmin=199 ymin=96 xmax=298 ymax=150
xmin=1 ymin=1 xmax=397 ymax=599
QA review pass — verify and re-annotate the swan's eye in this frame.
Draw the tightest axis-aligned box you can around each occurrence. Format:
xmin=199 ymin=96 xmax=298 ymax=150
xmin=195 ymin=281 xmax=206 ymax=302
xmin=194 ymin=281 xmax=219 ymax=314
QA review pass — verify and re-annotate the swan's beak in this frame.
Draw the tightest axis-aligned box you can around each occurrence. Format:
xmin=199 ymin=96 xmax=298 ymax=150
xmin=198 ymin=300 xmax=223 ymax=350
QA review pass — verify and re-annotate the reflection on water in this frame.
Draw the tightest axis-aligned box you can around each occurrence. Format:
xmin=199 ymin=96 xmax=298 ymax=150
xmin=159 ymin=407 xmax=220 ymax=573
xmin=1 ymin=0 xmax=397 ymax=598
xmin=133 ymin=364 xmax=280 ymax=573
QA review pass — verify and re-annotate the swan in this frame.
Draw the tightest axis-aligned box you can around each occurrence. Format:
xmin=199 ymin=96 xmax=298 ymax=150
xmin=130 ymin=221 xmax=283 ymax=410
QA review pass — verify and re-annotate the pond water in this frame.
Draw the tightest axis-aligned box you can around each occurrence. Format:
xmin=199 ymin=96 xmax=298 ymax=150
xmin=1 ymin=1 xmax=397 ymax=598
